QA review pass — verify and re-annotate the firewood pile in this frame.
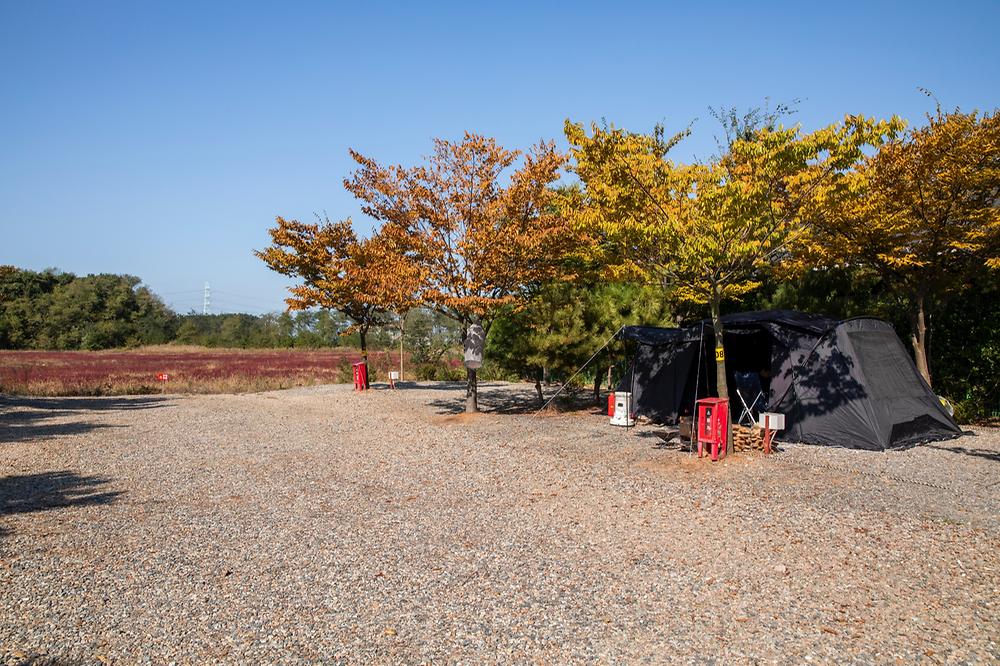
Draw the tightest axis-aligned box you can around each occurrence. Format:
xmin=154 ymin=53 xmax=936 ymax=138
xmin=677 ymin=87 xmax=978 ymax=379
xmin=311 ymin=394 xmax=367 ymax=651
xmin=732 ymin=424 xmax=765 ymax=452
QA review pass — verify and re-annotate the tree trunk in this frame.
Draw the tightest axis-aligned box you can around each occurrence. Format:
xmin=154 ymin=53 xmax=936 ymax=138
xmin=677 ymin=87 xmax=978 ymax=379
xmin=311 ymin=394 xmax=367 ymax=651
xmin=466 ymin=366 xmax=478 ymax=413
xmin=461 ymin=322 xmax=479 ymax=413
xmin=359 ymin=326 xmax=369 ymax=390
xmin=910 ymin=291 xmax=932 ymax=387
xmin=535 ymin=373 xmax=543 ymax=405
xmin=710 ymin=293 xmax=728 ymax=400
xmin=710 ymin=288 xmax=733 ymax=455
xmin=593 ymin=367 xmax=602 ymax=404
xmin=399 ymin=321 xmax=404 ymax=382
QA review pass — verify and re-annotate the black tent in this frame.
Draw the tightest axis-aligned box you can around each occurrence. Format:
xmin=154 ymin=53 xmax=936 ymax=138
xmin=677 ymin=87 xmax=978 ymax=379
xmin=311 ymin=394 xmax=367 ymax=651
xmin=617 ymin=310 xmax=961 ymax=450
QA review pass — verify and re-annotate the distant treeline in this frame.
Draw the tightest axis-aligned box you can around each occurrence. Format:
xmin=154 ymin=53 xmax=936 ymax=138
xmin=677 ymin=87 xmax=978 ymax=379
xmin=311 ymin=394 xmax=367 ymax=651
xmin=0 ymin=267 xmax=175 ymax=349
xmin=0 ymin=266 xmax=439 ymax=350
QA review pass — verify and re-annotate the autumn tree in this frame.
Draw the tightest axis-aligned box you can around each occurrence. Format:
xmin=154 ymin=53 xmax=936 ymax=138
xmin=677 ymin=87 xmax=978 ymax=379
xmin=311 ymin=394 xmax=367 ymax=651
xmin=345 ymin=133 xmax=576 ymax=412
xmin=565 ymin=114 xmax=902 ymax=427
xmin=797 ymin=104 xmax=1000 ymax=386
xmin=255 ymin=216 xmax=420 ymax=370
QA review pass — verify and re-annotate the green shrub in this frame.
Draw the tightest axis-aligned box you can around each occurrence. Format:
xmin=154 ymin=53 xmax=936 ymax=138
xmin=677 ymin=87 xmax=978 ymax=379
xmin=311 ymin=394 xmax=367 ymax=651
xmin=951 ymin=392 xmax=1000 ymax=425
xmin=476 ymin=359 xmax=521 ymax=382
xmin=335 ymin=361 xmax=355 ymax=384
xmin=411 ymin=363 xmax=465 ymax=381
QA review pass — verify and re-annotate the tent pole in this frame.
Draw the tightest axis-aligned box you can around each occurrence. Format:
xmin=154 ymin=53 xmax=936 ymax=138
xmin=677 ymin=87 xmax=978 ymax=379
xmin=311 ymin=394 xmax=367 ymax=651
xmin=628 ymin=340 xmax=636 ymax=431
xmin=690 ymin=321 xmax=705 ymax=453
xmin=535 ymin=326 xmax=624 ymax=415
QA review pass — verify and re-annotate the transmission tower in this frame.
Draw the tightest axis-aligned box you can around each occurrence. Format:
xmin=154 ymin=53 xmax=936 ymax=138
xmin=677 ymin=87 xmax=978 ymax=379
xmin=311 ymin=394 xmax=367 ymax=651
xmin=203 ymin=282 xmax=211 ymax=315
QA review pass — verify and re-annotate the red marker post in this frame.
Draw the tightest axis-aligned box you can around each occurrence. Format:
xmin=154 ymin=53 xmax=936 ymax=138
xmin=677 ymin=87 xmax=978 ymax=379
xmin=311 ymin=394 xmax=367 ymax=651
xmin=156 ymin=372 xmax=169 ymax=393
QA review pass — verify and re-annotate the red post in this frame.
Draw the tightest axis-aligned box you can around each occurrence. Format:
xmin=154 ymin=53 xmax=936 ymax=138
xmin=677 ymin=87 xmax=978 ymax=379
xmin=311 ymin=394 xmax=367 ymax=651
xmin=763 ymin=414 xmax=772 ymax=455
xmin=608 ymin=393 xmax=615 ymax=417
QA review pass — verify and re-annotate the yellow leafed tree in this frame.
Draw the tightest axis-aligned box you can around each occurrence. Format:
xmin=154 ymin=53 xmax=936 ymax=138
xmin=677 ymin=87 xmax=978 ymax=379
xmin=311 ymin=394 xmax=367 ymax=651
xmin=796 ymin=104 xmax=1000 ymax=385
xmin=565 ymin=114 xmax=902 ymax=436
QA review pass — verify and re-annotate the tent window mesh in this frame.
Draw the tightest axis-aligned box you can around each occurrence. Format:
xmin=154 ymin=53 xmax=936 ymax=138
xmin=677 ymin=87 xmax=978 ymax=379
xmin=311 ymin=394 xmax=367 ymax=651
xmin=848 ymin=331 xmax=926 ymax=399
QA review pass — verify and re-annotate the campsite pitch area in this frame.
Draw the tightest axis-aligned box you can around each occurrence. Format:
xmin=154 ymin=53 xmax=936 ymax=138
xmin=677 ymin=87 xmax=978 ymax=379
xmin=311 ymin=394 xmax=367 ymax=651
xmin=2 ymin=383 xmax=998 ymax=663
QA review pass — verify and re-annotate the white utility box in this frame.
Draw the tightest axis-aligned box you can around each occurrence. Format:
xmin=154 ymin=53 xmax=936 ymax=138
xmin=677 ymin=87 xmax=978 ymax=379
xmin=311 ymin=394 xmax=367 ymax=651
xmin=610 ymin=392 xmax=635 ymax=427
xmin=757 ymin=412 xmax=785 ymax=430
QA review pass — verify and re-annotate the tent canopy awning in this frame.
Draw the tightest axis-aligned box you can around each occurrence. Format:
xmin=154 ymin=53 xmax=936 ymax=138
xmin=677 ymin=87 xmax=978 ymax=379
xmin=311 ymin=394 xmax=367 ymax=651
xmin=619 ymin=325 xmax=702 ymax=347
xmin=624 ymin=311 xmax=853 ymax=342
xmin=714 ymin=310 xmax=840 ymax=336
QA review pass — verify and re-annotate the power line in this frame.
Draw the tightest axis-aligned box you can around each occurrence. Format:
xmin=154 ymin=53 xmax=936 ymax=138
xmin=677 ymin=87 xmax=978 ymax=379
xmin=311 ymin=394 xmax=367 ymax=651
xmin=211 ymin=305 xmax=274 ymax=315
xmin=167 ymin=297 xmax=277 ymax=314
xmin=157 ymin=289 xmax=204 ymax=296
xmin=210 ymin=294 xmax=281 ymax=309
xmin=212 ymin=290 xmax=284 ymax=305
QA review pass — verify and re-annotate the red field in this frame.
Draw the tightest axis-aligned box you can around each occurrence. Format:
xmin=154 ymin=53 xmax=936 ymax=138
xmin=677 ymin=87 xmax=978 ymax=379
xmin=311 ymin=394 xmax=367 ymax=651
xmin=0 ymin=347 xmax=402 ymax=396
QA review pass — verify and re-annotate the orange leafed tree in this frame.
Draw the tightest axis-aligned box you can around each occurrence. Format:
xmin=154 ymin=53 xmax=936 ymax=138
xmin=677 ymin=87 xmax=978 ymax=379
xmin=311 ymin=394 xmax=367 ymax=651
xmin=255 ymin=216 xmax=420 ymax=367
xmin=345 ymin=133 xmax=577 ymax=412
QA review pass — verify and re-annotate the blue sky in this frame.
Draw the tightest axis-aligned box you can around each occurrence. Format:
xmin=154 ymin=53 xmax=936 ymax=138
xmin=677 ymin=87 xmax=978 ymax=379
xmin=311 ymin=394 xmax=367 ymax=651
xmin=2 ymin=1 xmax=998 ymax=314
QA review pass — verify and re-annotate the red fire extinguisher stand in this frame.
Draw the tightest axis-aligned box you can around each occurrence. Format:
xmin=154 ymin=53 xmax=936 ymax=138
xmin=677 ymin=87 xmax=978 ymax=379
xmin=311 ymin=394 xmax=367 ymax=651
xmin=352 ymin=362 xmax=368 ymax=391
xmin=696 ymin=397 xmax=729 ymax=461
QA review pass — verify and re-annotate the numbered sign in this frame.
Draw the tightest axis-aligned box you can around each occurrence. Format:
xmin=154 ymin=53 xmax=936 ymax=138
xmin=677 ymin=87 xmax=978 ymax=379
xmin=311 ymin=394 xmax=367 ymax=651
xmin=714 ymin=346 xmax=725 ymax=361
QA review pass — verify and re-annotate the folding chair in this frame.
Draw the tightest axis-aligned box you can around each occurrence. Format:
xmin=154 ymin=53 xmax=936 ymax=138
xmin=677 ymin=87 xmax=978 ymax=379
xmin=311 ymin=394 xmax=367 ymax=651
xmin=734 ymin=371 xmax=765 ymax=426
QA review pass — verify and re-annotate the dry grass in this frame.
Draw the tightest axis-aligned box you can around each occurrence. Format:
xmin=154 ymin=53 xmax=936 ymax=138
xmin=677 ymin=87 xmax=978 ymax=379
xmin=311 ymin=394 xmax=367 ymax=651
xmin=0 ymin=347 xmax=401 ymax=396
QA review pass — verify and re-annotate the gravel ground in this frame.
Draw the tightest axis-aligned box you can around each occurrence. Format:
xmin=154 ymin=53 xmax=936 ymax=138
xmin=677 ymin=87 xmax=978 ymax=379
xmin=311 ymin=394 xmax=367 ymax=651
xmin=1 ymin=382 xmax=998 ymax=664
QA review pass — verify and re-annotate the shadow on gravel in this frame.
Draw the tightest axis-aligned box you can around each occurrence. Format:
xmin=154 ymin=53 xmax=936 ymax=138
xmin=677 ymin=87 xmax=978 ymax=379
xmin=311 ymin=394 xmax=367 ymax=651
xmin=923 ymin=443 xmax=1000 ymax=464
xmin=0 ymin=470 xmax=123 ymax=519
xmin=634 ymin=428 xmax=692 ymax=451
xmin=428 ymin=385 xmax=606 ymax=416
xmin=394 ymin=381 xmax=467 ymax=391
xmin=0 ymin=396 xmax=169 ymax=444
xmin=1 ymin=396 xmax=170 ymax=411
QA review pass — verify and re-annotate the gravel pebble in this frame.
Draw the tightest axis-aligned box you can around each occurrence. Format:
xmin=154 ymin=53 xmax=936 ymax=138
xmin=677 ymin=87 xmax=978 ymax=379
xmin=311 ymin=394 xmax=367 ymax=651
xmin=1 ymin=382 xmax=998 ymax=664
